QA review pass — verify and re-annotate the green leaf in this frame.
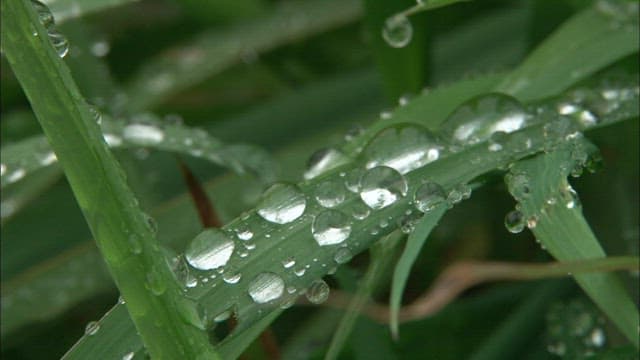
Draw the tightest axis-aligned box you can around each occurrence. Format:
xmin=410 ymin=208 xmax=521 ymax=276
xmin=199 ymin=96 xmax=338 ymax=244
xmin=496 ymin=1 xmax=639 ymax=101
xmin=506 ymin=139 xmax=640 ymax=347
xmin=389 ymin=205 xmax=447 ymax=338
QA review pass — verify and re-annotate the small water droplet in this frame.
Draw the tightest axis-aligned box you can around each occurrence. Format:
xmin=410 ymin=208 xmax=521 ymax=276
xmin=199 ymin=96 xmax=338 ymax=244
xmin=47 ymin=29 xmax=69 ymax=58
xmin=312 ymin=210 xmax=352 ymax=246
xmin=257 ymin=183 xmax=306 ymax=224
xmin=414 ymin=181 xmax=446 ymax=213
xmin=344 ymin=168 xmax=363 ymax=193
xmin=507 ymin=173 xmax=531 ymax=200
xmin=146 ymin=270 xmax=166 ymax=295
xmin=214 ymin=310 xmax=232 ymax=323
xmin=185 ymin=229 xmax=235 ymax=270
xmin=359 ymin=166 xmax=407 ymax=209
xmin=128 ymin=234 xmax=142 ymax=254
xmin=235 ymin=225 xmax=254 ymax=241
xmin=588 ymin=328 xmax=605 ymax=347
xmin=294 ymin=266 xmax=306 ymax=277
xmin=382 ymin=14 xmax=413 ymax=48
xmin=560 ymin=185 xmax=581 ymax=209
xmin=85 ymin=321 xmax=100 ymax=336
xmin=282 ymin=257 xmax=296 ymax=269
xmin=305 ymin=279 xmax=330 ymax=304
xmin=31 ymin=0 xmax=55 ymax=28
xmin=222 ymin=271 xmax=242 ymax=284
xmin=526 ymin=215 xmax=538 ymax=229
xmin=315 ymin=180 xmax=347 ymax=208
xmin=122 ymin=352 xmax=134 ymax=360
xmin=248 ymin=272 xmax=284 ymax=304
xmin=505 ymin=210 xmax=525 ymax=233
xmin=103 ymin=133 xmax=123 ymax=147
xmin=123 ymin=124 xmax=164 ymax=145
xmin=39 ymin=151 xmax=57 ymax=166
xmin=334 ymin=247 xmax=353 ymax=264
xmin=351 ymin=201 xmax=371 ymax=220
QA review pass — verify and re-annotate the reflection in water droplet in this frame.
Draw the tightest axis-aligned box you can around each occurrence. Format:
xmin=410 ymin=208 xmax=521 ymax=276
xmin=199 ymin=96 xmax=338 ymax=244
xmin=312 ymin=210 xmax=352 ymax=246
xmin=505 ymin=210 xmax=525 ymax=234
xmin=382 ymin=14 xmax=413 ymax=48
xmin=257 ymin=183 xmax=306 ymax=224
xmin=414 ymin=181 xmax=446 ymax=213
xmin=185 ymin=229 xmax=235 ymax=270
xmin=315 ymin=180 xmax=347 ymax=208
xmin=441 ymin=93 xmax=529 ymax=145
xmin=248 ymin=272 xmax=284 ymax=304
xmin=305 ymin=279 xmax=330 ymax=304
xmin=363 ymin=125 xmax=443 ymax=175
xmin=123 ymin=124 xmax=165 ymax=145
xmin=359 ymin=166 xmax=407 ymax=209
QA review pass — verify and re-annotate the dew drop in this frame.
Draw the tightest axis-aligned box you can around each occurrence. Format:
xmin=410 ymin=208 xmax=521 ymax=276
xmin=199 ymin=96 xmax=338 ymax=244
xmin=344 ymin=168 xmax=363 ymax=193
xmin=248 ymin=272 xmax=284 ymax=304
xmin=588 ymin=328 xmax=605 ymax=347
xmin=414 ymin=181 xmax=446 ymax=213
xmin=122 ymin=352 xmax=134 ymax=360
xmin=257 ymin=183 xmax=306 ymax=224
xmin=305 ymin=279 xmax=330 ymax=304
xmin=505 ymin=210 xmax=525 ymax=234
xmin=146 ymin=271 xmax=166 ymax=296
xmin=128 ymin=234 xmax=142 ymax=254
xmin=294 ymin=266 xmax=306 ymax=277
xmin=382 ymin=14 xmax=413 ymax=48
xmin=561 ymin=185 xmax=581 ymax=209
xmin=363 ymin=125 xmax=443 ymax=174
xmin=334 ymin=247 xmax=353 ymax=264
xmin=359 ymin=166 xmax=407 ymax=209
xmin=507 ymin=173 xmax=531 ymax=200
xmin=30 ymin=0 xmax=55 ymax=28
xmin=526 ymin=215 xmax=538 ymax=229
xmin=103 ymin=133 xmax=123 ymax=147
xmin=351 ymin=201 xmax=371 ymax=220
xmin=304 ymin=148 xmax=349 ymax=180
xmin=282 ymin=257 xmax=296 ymax=269
xmin=235 ymin=225 xmax=253 ymax=241
xmin=185 ymin=229 xmax=235 ymax=270
xmin=315 ymin=180 xmax=347 ymax=208
xmin=222 ymin=271 xmax=242 ymax=284
xmin=441 ymin=93 xmax=529 ymax=145
xmin=47 ymin=29 xmax=69 ymax=58
xmin=123 ymin=124 xmax=165 ymax=145
xmin=85 ymin=321 xmax=100 ymax=336
xmin=312 ymin=210 xmax=352 ymax=246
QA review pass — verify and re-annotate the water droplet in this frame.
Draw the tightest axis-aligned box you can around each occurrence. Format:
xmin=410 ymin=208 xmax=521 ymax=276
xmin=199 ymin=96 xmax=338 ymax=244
xmin=0 ymin=163 xmax=6 ymax=177
xmin=257 ymin=183 xmax=306 ymax=224
xmin=351 ymin=201 xmax=371 ymax=220
xmin=359 ymin=166 xmax=407 ymax=209
xmin=47 ymin=29 xmax=69 ymax=58
xmin=146 ymin=271 xmax=166 ymax=295
xmin=526 ymin=215 xmax=538 ymax=229
xmin=414 ymin=181 xmax=446 ymax=213
xmin=304 ymin=148 xmax=349 ymax=180
xmin=441 ymin=93 xmax=529 ymax=145
xmin=344 ymin=168 xmax=363 ymax=193
xmin=382 ymin=14 xmax=413 ymax=48
xmin=282 ymin=257 xmax=296 ymax=268
xmin=103 ymin=133 xmax=123 ymax=147
xmin=560 ymin=185 xmax=581 ymax=209
xmin=380 ymin=110 xmax=393 ymax=120
xmin=505 ymin=210 xmax=525 ymax=233
xmin=123 ymin=124 xmax=164 ymax=145
xmin=222 ymin=271 xmax=242 ymax=284
xmin=85 ymin=321 xmax=100 ymax=335
xmin=363 ymin=125 xmax=443 ymax=174
xmin=398 ymin=93 xmax=413 ymax=106
xmin=39 ymin=151 xmax=57 ymax=166
xmin=248 ymin=272 xmax=284 ymax=304
xmin=128 ymin=234 xmax=142 ymax=254
xmin=235 ymin=225 xmax=253 ymax=241
xmin=312 ymin=210 xmax=352 ymax=246
xmin=315 ymin=180 xmax=347 ymax=208
xmin=305 ymin=279 xmax=330 ymax=304
xmin=507 ymin=173 xmax=531 ymax=200
xmin=185 ymin=229 xmax=235 ymax=270
xmin=122 ymin=352 xmax=134 ymax=360
xmin=334 ymin=247 xmax=353 ymax=264
xmin=214 ymin=309 xmax=232 ymax=323
xmin=31 ymin=0 xmax=55 ymax=28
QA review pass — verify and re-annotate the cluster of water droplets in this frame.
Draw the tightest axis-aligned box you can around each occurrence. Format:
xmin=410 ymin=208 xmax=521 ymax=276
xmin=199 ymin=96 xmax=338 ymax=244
xmin=545 ymin=299 xmax=608 ymax=357
xmin=30 ymin=0 xmax=69 ymax=58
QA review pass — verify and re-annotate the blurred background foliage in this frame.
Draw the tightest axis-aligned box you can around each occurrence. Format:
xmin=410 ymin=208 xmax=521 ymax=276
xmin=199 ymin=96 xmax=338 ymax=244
xmin=1 ymin=0 xmax=638 ymax=359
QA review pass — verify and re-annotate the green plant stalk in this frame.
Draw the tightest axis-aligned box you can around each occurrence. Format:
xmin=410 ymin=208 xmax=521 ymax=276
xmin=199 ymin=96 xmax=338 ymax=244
xmin=0 ymin=1 xmax=219 ymax=358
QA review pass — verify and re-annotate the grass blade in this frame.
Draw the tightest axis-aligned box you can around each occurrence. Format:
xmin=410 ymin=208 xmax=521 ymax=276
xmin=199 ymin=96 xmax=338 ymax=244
xmin=506 ymin=139 xmax=640 ymax=347
xmin=43 ymin=0 xmax=140 ymax=23
xmin=389 ymin=205 xmax=447 ymax=338
xmin=496 ymin=1 xmax=639 ymax=101
xmin=1 ymin=1 xmax=218 ymax=358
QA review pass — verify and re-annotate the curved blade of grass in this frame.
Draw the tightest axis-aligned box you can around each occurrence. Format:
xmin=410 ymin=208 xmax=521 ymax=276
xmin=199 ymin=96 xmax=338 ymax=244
xmin=42 ymin=0 xmax=140 ymax=23
xmin=507 ymin=139 xmax=640 ymax=347
xmin=124 ymin=0 xmax=362 ymax=111
xmin=59 ymin=70 xmax=638 ymax=358
xmin=496 ymin=1 xmax=639 ymax=101
xmin=389 ymin=205 xmax=448 ymax=338
xmin=325 ymin=232 xmax=403 ymax=360
xmin=1 ymin=1 xmax=218 ymax=358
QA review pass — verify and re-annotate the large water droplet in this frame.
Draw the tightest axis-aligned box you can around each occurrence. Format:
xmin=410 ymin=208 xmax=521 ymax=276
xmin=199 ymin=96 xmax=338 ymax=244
xmin=123 ymin=124 xmax=165 ymax=145
xmin=304 ymin=148 xmax=349 ymax=180
xmin=315 ymin=180 xmax=347 ymax=208
xmin=414 ymin=181 xmax=446 ymax=213
xmin=257 ymin=183 xmax=306 ymax=224
xmin=363 ymin=125 xmax=444 ymax=175
xmin=30 ymin=0 xmax=54 ymax=28
xmin=305 ymin=279 xmax=330 ymax=304
xmin=185 ymin=229 xmax=235 ymax=270
xmin=312 ymin=210 xmax=352 ymax=246
xmin=382 ymin=14 xmax=413 ymax=48
xmin=505 ymin=210 xmax=525 ymax=234
xmin=85 ymin=321 xmax=100 ymax=336
xmin=248 ymin=272 xmax=284 ymax=304
xmin=360 ymin=166 xmax=408 ymax=209
xmin=441 ymin=93 xmax=529 ymax=145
